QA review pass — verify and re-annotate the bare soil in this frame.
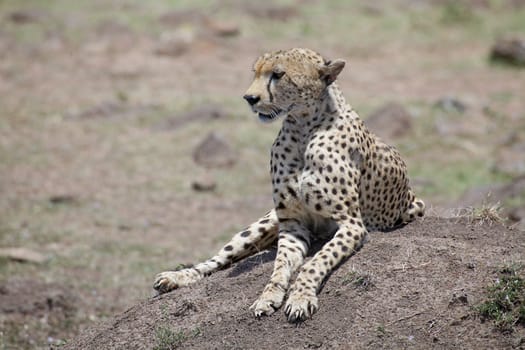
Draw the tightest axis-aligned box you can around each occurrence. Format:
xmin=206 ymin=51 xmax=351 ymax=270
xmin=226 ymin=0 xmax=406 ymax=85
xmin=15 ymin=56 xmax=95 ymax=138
xmin=64 ymin=217 xmax=525 ymax=350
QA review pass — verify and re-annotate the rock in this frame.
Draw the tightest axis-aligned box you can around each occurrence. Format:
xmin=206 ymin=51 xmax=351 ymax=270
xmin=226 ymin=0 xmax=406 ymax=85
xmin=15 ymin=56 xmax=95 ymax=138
xmin=0 ymin=247 xmax=48 ymax=264
xmin=457 ymin=175 xmax=525 ymax=229
xmin=158 ymin=10 xmax=239 ymax=38
xmin=364 ymin=102 xmax=413 ymax=140
xmin=205 ymin=18 xmax=240 ymax=37
xmin=49 ymin=194 xmax=77 ymax=205
xmin=507 ymin=207 xmax=525 ymax=230
xmin=458 ymin=175 xmax=525 ymax=207
xmin=193 ymin=132 xmax=237 ymax=168
xmin=493 ymin=142 xmax=525 ymax=176
xmin=490 ymin=37 xmax=525 ymax=67
xmin=154 ymin=29 xmax=195 ymax=57
xmin=493 ymin=175 xmax=525 ymax=200
xmin=158 ymin=9 xmax=203 ymax=27
xmin=7 ymin=10 xmax=44 ymax=24
xmin=360 ymin=3 xmax=384 ymax=16
xmin=244 ymin=4 xmax=298 ymax=21
xmin=434 ymin=96 xmax=467 ymax=113
xmin=191 ymin=175 xmax=217 ymax=192
xmin=433 ymin=117 xmax=487 ymax=139
xmin=507 ymin=207 xmax=525 ymax=222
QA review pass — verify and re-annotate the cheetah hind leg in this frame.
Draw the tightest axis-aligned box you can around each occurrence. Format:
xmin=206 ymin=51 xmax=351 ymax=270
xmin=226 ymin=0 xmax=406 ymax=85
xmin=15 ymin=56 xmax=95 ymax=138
xmin=401 ymin=190 xmax=425 ymax=223
xmin=153 ymin=210 xmax=279 ymax=294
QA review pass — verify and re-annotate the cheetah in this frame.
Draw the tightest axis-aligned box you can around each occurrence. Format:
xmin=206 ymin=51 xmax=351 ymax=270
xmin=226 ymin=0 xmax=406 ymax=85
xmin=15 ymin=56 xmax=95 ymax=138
xmin=154 ymin=48 xmax=425 ymax=323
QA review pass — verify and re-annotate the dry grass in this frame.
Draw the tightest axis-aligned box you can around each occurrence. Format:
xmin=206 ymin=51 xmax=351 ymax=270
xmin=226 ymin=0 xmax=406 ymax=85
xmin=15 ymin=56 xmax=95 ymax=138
xmin=454 ymin=202 xmax=506 ymax=226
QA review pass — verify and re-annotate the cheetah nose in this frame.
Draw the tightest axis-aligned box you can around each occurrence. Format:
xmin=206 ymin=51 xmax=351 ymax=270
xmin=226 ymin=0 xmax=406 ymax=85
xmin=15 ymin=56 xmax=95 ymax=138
xmin=243 ymin=94 xmax=260 ymax=106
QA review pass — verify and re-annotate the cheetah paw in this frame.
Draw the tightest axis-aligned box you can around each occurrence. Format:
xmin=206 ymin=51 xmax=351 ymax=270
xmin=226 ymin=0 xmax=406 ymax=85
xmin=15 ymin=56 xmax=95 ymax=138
xmin=250 ymin=285 xmax=286 ymax=318
xmin=153 ymin=269 xmax=201 ymax=294
xmin=284 ymin=290 xmax=318 ymax=323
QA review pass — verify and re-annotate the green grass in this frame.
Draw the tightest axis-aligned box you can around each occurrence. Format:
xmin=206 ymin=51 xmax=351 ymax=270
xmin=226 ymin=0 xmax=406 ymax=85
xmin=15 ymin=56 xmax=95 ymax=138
xmin=376 ymin=324 xmax=388 ymax=338
xmin=153 ymin=326 xmax=200 ymax=350
xmin=0 ymin=0 xmax=217 ymax=42
xmin=153 ymin=326 xmax=187 ymax=350
xmin=440 ymin=1 xmax=479 ymax=25
xmin=342 ymin=270 xmax=374 ymax=290
xmin=409 ymin=159 xmax=511 ymax=200
xmin=476 ymin=263 xmax=525 ymax=332
xmin=1 ymin=0 xmax=525 ymax=49
xmin=395 ymin=100 xmax=516 ymax=201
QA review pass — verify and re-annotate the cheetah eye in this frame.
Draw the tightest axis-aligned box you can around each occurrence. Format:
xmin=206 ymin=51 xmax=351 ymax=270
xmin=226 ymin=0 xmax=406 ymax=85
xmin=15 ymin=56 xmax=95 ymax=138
xmin=271 ymin=70 xmax=285 ymax=80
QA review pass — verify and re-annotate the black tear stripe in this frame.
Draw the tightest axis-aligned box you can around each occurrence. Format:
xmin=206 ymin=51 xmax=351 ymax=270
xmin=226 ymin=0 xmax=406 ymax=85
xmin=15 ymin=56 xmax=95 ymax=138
xmin=267 ymin=76 xmax=274 ymax=102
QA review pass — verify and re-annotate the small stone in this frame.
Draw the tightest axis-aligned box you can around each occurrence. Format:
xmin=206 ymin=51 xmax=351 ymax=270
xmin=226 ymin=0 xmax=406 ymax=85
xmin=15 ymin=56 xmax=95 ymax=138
xmin=493 ymin=143 xmax=525 ymax=176
xmin=154 ymin=29 xmax=194 ymax=57
xmin=0 ymin=247 xmax=48 ymax=264
xmin=49 ymin=194 xmax=77 ymax=205
xmin=244 ymin=4 xmax=298 ymax=21
xmin=507 ymin=207 xmax=525 ymax=222
xmin=434 ymin=97 xmax=467 ymax=114
xmin=365 ymin=102 xmax=413 ymax=140
xmin=7 ymin=10 xmax=44 ymax=24
xmin=191 ymin=176 xmax=217 ymax=192
xmin=490 ymin=37 xmax=525 ymax=67
xmin=205 ymin=19 xmax=240 ymax=37
xmin=193 ymin=132 xmax=237 ymax=168
xmin=158 ymin=9 xmax=202 ymax=27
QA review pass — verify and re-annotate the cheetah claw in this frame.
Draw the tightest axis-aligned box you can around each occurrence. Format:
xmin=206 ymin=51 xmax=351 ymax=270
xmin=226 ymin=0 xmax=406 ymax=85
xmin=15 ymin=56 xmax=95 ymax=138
xmin=250 ymin=299 xmax=279 ymax=317
xmin=250 ymin=285 xmax=286 ymax=317
xmin=284 ymin=292 xmax=318 ymax=323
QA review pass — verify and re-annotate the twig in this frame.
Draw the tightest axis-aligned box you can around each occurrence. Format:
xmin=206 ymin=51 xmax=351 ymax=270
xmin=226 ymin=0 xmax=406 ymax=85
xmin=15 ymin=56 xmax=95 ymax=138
xmin=391 ymin=261 xmax=432 ymax=272
xmin=387 ymin=310 xmax=425 ymax=326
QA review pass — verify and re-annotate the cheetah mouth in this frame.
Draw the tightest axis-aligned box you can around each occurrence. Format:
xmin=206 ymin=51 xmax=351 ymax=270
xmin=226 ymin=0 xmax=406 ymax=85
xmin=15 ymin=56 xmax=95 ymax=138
xmin=258 ymin=110 xmax=284 ymax=123
xmin=256 ymin=104 xmax=294 ymax=123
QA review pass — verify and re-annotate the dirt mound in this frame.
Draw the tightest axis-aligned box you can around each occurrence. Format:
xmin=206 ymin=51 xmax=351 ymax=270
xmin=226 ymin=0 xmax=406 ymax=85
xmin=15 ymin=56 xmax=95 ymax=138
xmin=64 ymin=218 xmax=524 ymax=349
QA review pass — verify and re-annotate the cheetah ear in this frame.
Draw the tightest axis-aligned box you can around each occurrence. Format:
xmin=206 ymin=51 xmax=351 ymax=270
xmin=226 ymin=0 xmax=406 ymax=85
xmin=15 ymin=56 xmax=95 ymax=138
xmin=319 ymin=59 xmax=346 ymax=85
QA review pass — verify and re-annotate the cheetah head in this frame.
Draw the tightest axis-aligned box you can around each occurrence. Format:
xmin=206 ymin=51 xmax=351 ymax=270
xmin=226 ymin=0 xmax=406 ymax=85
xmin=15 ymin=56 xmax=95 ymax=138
xmin=243 ymin=48 xmax=345 ymax=123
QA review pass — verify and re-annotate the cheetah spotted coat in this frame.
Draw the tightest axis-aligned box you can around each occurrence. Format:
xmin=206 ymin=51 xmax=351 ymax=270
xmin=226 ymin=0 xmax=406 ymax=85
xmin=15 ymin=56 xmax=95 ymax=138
xmin=154 ymin=48 xmax=425 ymax=323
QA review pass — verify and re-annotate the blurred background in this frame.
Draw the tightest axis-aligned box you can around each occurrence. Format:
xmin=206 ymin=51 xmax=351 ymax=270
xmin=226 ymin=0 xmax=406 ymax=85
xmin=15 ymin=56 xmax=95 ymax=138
xmin=0 ymin=0 xmax=524 ymax=348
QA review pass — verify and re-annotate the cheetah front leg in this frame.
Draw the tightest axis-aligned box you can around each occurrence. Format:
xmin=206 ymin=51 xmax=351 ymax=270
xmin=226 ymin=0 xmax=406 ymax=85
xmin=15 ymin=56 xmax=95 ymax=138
xmin=251 ymin=219 xmax=310 ymax=317
xmin=154 ymin=210 xmax=278 ymax=294
xmin=285 ymin=211 xmax=367 ymax=323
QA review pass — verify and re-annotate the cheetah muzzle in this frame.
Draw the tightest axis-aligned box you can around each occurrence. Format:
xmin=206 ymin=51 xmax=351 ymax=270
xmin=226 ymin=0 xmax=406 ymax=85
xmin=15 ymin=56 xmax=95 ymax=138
xmin=153 ymin=48 xmax=425 ymax=323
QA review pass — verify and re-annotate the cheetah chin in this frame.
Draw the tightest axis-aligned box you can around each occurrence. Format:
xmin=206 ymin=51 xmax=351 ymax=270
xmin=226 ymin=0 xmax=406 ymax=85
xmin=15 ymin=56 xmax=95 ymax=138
xmin=258 ymin=111 xmax=284 ymax=123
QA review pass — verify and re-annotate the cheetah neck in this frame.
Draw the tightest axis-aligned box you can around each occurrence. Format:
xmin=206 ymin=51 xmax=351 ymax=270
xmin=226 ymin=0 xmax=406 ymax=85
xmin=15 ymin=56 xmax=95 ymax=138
xmin=283 ymin=83 xmax=354 ymax=134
